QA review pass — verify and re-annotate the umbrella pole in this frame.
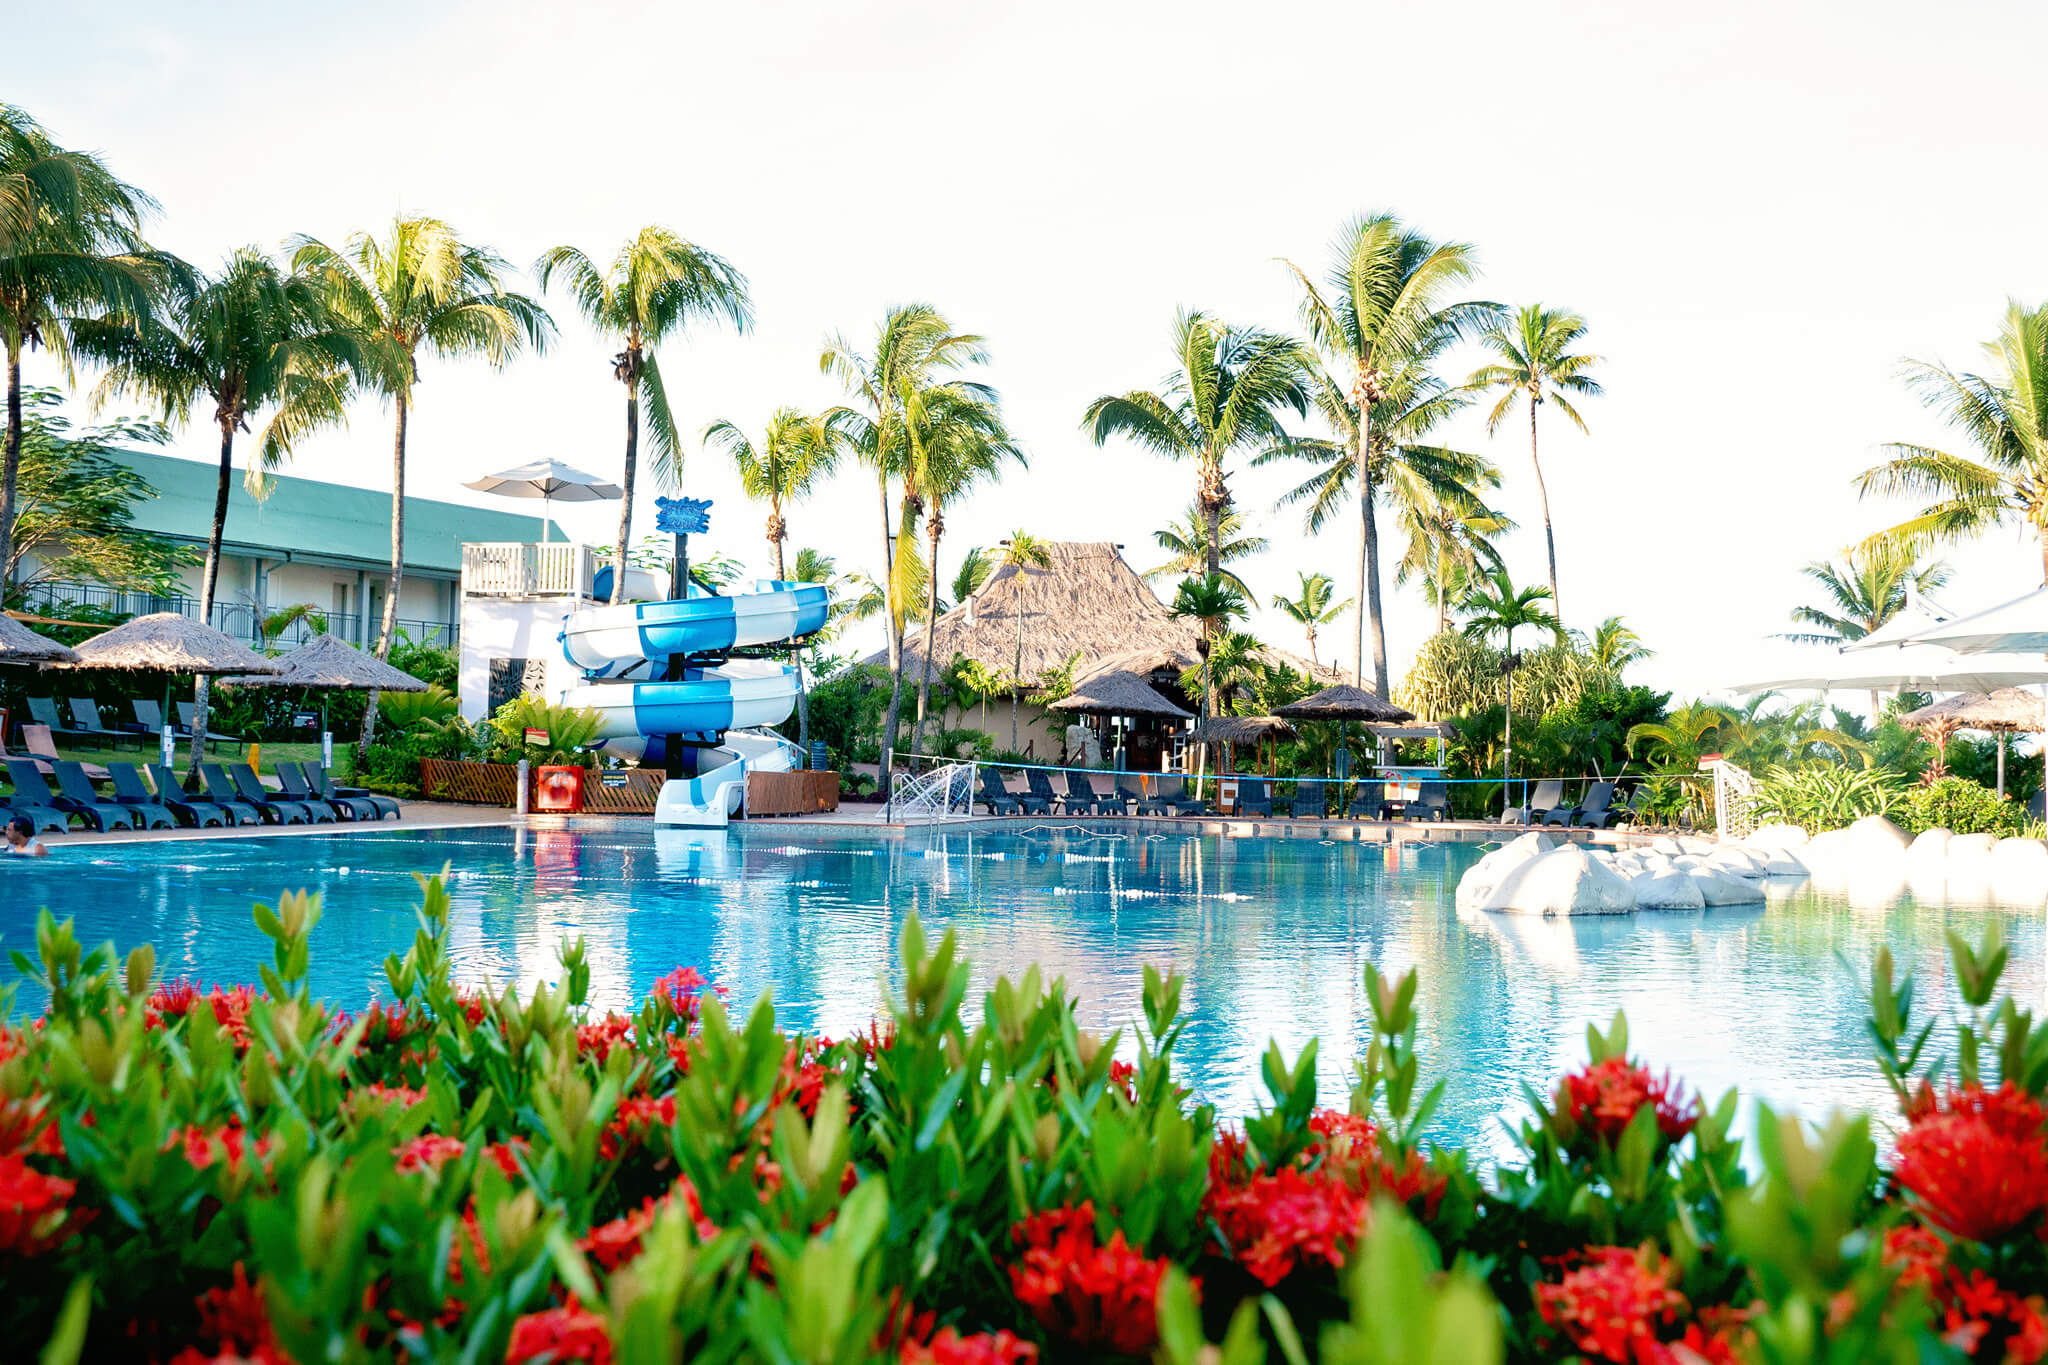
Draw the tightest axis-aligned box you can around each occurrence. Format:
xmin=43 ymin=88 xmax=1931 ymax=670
xmin=1998 ymin=733 xmax=2007 ymax=799
xmin=542 ymin=494 xmax=551 ymax=544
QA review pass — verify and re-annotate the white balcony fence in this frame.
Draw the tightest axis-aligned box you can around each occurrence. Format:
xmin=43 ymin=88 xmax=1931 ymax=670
xmin=461 ymin=542 xmax=596 ymax=599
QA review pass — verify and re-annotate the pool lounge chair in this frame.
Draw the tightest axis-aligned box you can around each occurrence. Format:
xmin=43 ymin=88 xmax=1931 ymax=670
xmin=1025 ymin=767 xmax=1065 ymax=814
xmin=303 ymin=764 xmax=400 ymax=820
xmin=1507 ymin=778 xmax=1566 ymax=825
xmin=1085 ymin=773 xmax=1129 ymax=815
xmin=131 ymin=699 xmax=168 ymax=738
xmin=1234 ymin=777 xmax=1275 ymax=817
xmin=1141 ymin=774 xmax=1205 ymax=817
xmin=26 ymin=697 xmax=97 ymax=747
xmin=1548 ymin=781 xmax=1617 ymax=828
xmin=1385 ymin=780 xmax=1451 ymax=821
xmin=1115 ymin=772 xmax=1148 ymax=812
xmin=24 ymin=724 xmax=109 ymax=780
xmin=1 ymin=760 xmax=70 ymax=833
xmin=1001 ymin=769 xmax=1052 ymax=816
xmin=194 ymin=765 xmax=267 ymax=826
xmin=1282 ymin=781 xmax=1327 ymax=820
xmin=176 ymin=703 xmax=244 ymax=755
xmin=39 ymin=761 xmax=136 ymax=832
xmin=148 ymin=763 xmax=235 ymax=828
xmin=273 ymin=763 xmax=346 ymax=821
xmin=103 ymin=763 xmax=176 ymax=829
xmin=1054 ymin=768 xmax=1098 ymax=815
xmin=224 ymin=764 xmax=317 ymax=824
xmin=975 ymin=767 xmax=1023 ymax=816
xmin=68 ymin=698 xmax=139 ymax=751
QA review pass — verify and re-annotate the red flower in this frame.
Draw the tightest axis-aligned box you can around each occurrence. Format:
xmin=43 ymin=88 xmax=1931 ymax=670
xmin=0 ymin=1093 xmax=61 ymax=1159
xmin=580 ymin=1178 xmax=717 ymax=1271
xmin=1895 ymin=1085 xmax=2048 ymax=1243
xmin=600 ymin=1094 xmax=676 ymax=1161
xmin=346 ymin=1083 xmax=427 ymax=1120
xmin=394 ymin=1134 xmax=468 ymax=1173
xmin=1881 ymin=1223 xmax=1950 ymax=1290
xmin=1558 ymin=1058 xmax=1698 ymax=1146
xmin=484 ymin=1139 xmax=528 ymax=1181
xmin=169 ymin=1123 xmax=270 ymax=1175
xmin=0 ymin=1152 xmax=84 ymax=1256
xmin=1304 ymin=1109 xmax=1448 ymax=1217
xmin=146 ymin=979 xmax=200 ymax=1028
xmin=1536 ymin=1246 xmax=1687 ymax=1365
xmin=649 ymin=967 xmax=724 ymax=1028
xmin=577 ymin=1013 xmax=634 ymax=1062
xmin=900 ymin=1327 xmax=1040 ymax=1364
xmin=1203 ymin=1165 xmax=1370 ymax=1286
xmin=1942 ymin=1270 xmax=2048 ymax=1363
xmin=506 ymin=1299 xmax=612 ymax=1364
xmin=190 ymin=1262 xmax=290 ymax=1364
xmin=1007 ymin=1201 xmax=1180 ymax=1355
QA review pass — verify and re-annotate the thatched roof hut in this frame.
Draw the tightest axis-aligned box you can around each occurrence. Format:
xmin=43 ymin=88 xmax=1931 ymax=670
xmin=1901 ymin=688 xmax=2047 ymax=734
xmin=62 ymin=612 xmax=278 ymax=676
xmin=0 ymin=613 xmax=78 ymax=666
xmin=1273 ymin=683 xmax=1414 ymax=724
xmin=1189 ymin=715 xmax=1296 ymax=745
xmin=218 ymin=632 xmax=427 ymax=692
xmin=1044 ymin=668 xmax=1194 ymax=719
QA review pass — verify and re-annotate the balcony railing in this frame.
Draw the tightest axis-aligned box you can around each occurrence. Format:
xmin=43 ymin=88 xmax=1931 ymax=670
xmin=461 ymin=542 xmax=595 ymax=598
xmin=17 ymin=582 xmax=457 ymax=651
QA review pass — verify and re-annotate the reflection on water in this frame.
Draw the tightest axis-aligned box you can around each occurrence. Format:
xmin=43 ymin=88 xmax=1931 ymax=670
xmin=3 ymin=823 xmax=2041 ymax=1160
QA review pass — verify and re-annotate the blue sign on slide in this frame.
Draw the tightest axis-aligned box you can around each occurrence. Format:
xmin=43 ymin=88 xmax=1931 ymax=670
xmin=655 ymin=496 xmax=712 ymax=535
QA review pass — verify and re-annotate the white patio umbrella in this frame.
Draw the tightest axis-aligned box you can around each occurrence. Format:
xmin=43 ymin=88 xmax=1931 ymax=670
xmin=463 ymin=459 xmax=622 ymax=542
xmin=1898 ymin=586 xmax=2048 ymax=655
xmin=1727 ymin=643 xmax=2048 ymax=696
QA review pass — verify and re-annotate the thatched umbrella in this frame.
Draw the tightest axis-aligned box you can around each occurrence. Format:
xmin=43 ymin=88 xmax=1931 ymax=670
xmin=1188 ymin=714 xmax=1295 ymax=776
xmin=1901 ymin=688 xmax=2047 ymax=796
xmin=60 ymin=613 xmax=278 ymax=764
xmin=1273 ymin=684 xmax=1415 ymax=784
xmin=219 ymin=632 xmax=429 ymax=748
xmin=0 ymin=613 xmax=78 ymax=666
xmin=1044 ymin=668 xmax=1193 ymax=719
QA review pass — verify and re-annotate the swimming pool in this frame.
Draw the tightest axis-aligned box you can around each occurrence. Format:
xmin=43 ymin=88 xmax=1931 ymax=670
xmin=3 ymin=821 xmax=2037 ymax=1158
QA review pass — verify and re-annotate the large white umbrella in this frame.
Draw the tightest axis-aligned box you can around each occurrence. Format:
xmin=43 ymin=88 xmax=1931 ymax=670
xmin=463 ymin=459 xmax=622 ymax=542
xmin=1728 ymin=643 xmax=2048 ymax=695
xmin=1839 ymin=591 xmax=1957 ymax=651
xmin=1898 ymin=586 xmax=2048 ymax=655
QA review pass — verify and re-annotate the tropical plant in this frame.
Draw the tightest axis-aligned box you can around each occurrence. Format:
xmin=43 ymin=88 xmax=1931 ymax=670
xmin=948 ymin=656 xmax=1010 ymax=729
xmin=1083 ymin=310 xmax=1308 ymax=582
xmin=1279 ymin=213 xmax=1500 ymax=692
xmin=1169 ymin=574 xmax=1250 ymax=718
xmin=78 ymin=247 xmax=358 ymax=771
xmin=1467 ymin=305 xmax=1602 ymax=617
xmin=1461 ymin=569 xmax=1559 ymax=815
xmin=1391 ymin=486 xmax=1512 ymax=633
xmin=1750 ymin=763 xmax=1911 ymax=833
xmin=1855 ymin=300 xmax=2048 ymax=582
xmin=704 ymin=407 xmax=849 ymax=581
xmin=821 ymin=304 xmax=991 ymax=764
xmin=0 ymin=103 xmax=160 ymax=584
xmin=1270 ymin=571 xmax=1352 ymax=668
xmin=377 ymin=683 xmax=459 ymax=729
xmin=258 ymin=603 xmax=326 ymax=643
xmin=994 ymin=531 xmax=1054 ymax=750
xmin=1591 ymin=616 xmax=1655 ymax=675
xmin=1625 ymin=699 xmax=1734 ymax=770
xmin=1783 ymin=543 xmax=1951 ymax=648
xmin=949 ymin=546 xmax=990 ymax=607
xmin=385 ymin=632 xmax=457 ymax=692
xmin=536 ymin=227 xmax=750 ymax=605
xmin=1901 ymin=774 xmax=2030 ymax=836
xmin=1 ymin=387 xmax=192 ymax=598
xmin=1144 ymin=503 xmax=1269 ymax=598
xmin=486 ymin=693 xmax=604 ymax=767
xmin=1179 ymin=630 xmax=1263 ymax=716
xmin=290 ymin=217 xmax=551 ymax=751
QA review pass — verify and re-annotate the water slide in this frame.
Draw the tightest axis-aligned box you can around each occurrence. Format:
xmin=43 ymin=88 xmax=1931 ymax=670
xmin=557 ymin=580 xmax=828 ymax=827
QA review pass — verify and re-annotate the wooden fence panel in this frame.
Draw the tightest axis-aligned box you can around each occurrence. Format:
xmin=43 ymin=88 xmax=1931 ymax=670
xmin=419 ymin=758 xmax=524 ymax=806
xmin=748 ymin=770 xmax=840 ymax=816
xmin=582 ymin=769 xmax=664 ymax=814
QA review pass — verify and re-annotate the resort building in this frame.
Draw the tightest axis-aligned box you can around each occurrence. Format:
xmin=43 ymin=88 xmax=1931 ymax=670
xmin=864 ymin=540 xmax=1339 ymax=767
xmin=16 ymin=450 xmax=558 ymax=650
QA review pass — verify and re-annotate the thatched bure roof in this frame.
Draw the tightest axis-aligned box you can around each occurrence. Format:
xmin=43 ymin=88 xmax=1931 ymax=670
xmin=0 ymin=613 xmax=78 ymax=666
xmin=61 ymin=612 xmax=278 ymax=676
xmin=1273 ymin=683 xmax=1414 ymax=723
xmin=867 ymin=541 xmax=1340 ymax=685
xmin=1901 ymin=687 xmax=2047 ymax=734
xmin=1045 ymin=668 xmax=1194 ymax=719
xmin=217 ymin=632 xmax=429 ymax=692
xmin=1190 ymin=715 xmax=1296 ymax=744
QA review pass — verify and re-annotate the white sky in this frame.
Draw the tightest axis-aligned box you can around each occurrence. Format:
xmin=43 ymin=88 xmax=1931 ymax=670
xmin=17 ymin=0 xmax=2048 ymax=704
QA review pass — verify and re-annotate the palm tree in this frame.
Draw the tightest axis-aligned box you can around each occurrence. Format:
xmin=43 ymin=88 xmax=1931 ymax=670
xmin=1591 ymin=616 xmax=1655 ymax=675
xmin=1467 ymin=305 xmax=1602 ymax=619
xmin=1281 ymin=214 xmax=1499 ymax=694
xmin=1168 ymin=573 xmax=1250 ymax=719
xmin=950 ymin=547 xmax=991 ymax=606
xmin=988 ymin=531 xmax=1055 ymax=750
xmin=79 ymin=248 xmax=357 ymax=770
xmin=1393 ymin=491 xmax=1512 ymax=632
xmin=1855 ymin=301 xmax=2048 ymax=583
xmin=909 ymin=391 xmax=1022 ymax=751
xmin=1084 ymin=310 xmax=1307 ymax=581
xmin=291 ymin=217 xmax=552 ymax=755
xmin=1782 ymin=544 xmax=1951 ymax=647
xmin=0 ymin=105 xmax=160 ymax=586
xmin=821 ymin=305 xmax=992 ymax=766
xmin=1144 ymin=503 xmax=1269 ymax=598
xmin=704 ymin=408 xmax=848 ymax=580
xmin=536 ymin=228 xmax=750 ymax=606
xmin=1461 ymin=569 xmax=1560 ymax=816
xmin=1270 ymin=572 xmax=1351 ymax=667
xmin=1626 ymin=700 xmax=1734 ymax=770
xmin=1179 ymin=628 xmax=1264 ymax=717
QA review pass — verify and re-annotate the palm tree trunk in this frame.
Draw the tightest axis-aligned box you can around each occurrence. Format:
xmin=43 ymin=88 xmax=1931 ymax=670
xmin=612 ymin=373 xmax=639 ymax=608
xmin=1529 ymin=399 xmax=1560 ymax=624
xmin=1355 ymin=418 xmax=1390 ymax=695
xmin=187 ymin=420 xmax=238 ymax=776
xmin=0 ymin=339 xmax=21 ymax=591
xmin=878 ymin=468 xmax=901 ymax=778
xmin=1012 ymin=610 xmax=1024 ymax=752
xmin=880 ymin=494 xmax=911 ymax=774
xmin=357 ymin=392 xmax=409 ymax=759
xmin=914 ymin=520 xmax=942 ymax=752
xmin=771 ymin=502 xmax=786 ymax=581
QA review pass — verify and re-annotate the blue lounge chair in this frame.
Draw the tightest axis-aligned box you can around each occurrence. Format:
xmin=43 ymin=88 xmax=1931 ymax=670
xmin=104 ymin=764 xmax=176 ymax=829
xmin=195 ymin=765 xmax=265 ymax=826
xmin=48 ymin=761 xmax=137 ymax=831
xmin=26 ymin=697 xmax=95 ymax=747
xmin=224 ymin=764 xmax=315 ymax=824
xmin=1002 ymin=769 xmax=1052 ymax=816
xmin=268 ymin=764 xmax=337 ymax=822
xmin=147 ymin=763 xmax=232 ymax=828
xmin=1025 ymin=767 xmax=1065 ymax=814
xmin=304 ymin=764 xmax=399 ymax=820
xmin=1 ymin=760 xmax=70 ymax=833
xmin=975 ymin=767 xmax=1022 ymax=815
xmin=1056 ymin=768 xmax=1101 ymax=815
xmin=177 ymin=703 xmax=243 ymax=755
xmin=68 ymin=698 xmax=139 ymax=751
xmin=1281 ymin=781 xmax=1327 ymax=820
xmin=1115 ymin=772 xmax=1147 ymax=811
xmin=1235 ymin=776 xmax=1275 ymax=817
xmin=1548 ymin=781 xmax=1617 ymax=828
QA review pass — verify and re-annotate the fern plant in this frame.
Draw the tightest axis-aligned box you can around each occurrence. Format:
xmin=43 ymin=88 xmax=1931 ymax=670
xmin=486 ymin=694 xmax=605 ymax=766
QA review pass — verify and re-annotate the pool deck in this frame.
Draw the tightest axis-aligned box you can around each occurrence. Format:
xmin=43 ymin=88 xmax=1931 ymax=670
xmin=49 ymin=803 xmax=1679 ymax=849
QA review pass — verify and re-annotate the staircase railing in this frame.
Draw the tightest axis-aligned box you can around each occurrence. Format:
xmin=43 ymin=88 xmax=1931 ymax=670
xmin=1707 ymin=758 xmax=1759 ymax=840
xmin=890 ymin=761 xmax=975 ymax=823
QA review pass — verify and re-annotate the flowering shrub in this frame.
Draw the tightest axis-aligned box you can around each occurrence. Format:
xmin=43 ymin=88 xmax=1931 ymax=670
xmin=5 ymin=877 xmax=2048 ymax=1362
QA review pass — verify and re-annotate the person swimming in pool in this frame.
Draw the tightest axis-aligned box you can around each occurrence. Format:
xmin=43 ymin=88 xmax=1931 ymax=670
xmin=5 ymin=815 xmax=49 ymax=857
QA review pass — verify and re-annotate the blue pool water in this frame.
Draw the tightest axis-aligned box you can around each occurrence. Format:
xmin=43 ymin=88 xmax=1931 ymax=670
xmin=3 ymin=822 xmax=2039 ymax=1159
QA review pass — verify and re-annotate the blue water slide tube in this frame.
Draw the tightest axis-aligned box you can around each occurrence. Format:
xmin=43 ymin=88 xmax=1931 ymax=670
xmin=561 ymin=580 xmax=827 ymax=678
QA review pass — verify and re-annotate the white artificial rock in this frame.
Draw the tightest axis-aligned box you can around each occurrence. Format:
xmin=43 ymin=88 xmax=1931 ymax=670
xmin=1907 ymin=829 xmax=1953 ymax=866
xmin=1706 ymin=847 xmax=1769 ymax=879
xmin=1848 ymin=815 xmax=1912 ymax=851
xmin=1650 ymin=836 xmax=1686 ymax=856
xmin=1455 ymin=832 xmax=1556 ymax=910
xmin=1480 ymin=844 xmax=1636 ymax=916
xmin=1992 ymin=837 xmax=2048 ymax=869
xmin=1630 ymin=867 xmax=1707 ymax=910
xmin=1691 ymin=868 xmax=1768 ymax=906
xmin=1949 ymin=833 xmax=1999 ymax=863
xmin=1746 ymin=823 xmax=1811 ymax=851
xmin=1761 ymin=850 xmax=1810 ymax=878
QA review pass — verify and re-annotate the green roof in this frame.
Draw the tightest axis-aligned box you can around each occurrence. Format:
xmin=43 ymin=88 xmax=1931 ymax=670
xmin=114 ymin=449 xmax=564 ymax=577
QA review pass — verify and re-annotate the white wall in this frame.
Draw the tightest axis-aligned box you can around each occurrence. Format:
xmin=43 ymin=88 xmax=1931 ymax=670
xmin=458 ymin=597 xmax=587 ymax=722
